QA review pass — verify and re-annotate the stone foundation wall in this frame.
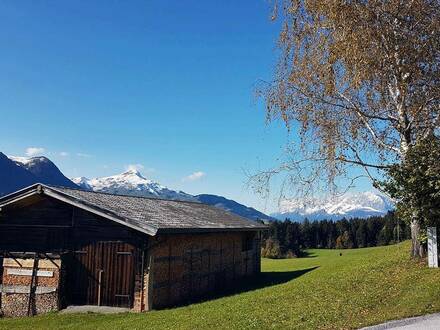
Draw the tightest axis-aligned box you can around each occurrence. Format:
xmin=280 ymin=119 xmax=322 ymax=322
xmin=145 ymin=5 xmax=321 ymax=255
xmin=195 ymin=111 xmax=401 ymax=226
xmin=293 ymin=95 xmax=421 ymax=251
xmin=0 ymin=257 xmax=61 ymax=317
xmin=146 ymin=231 xmax=261 ymax=309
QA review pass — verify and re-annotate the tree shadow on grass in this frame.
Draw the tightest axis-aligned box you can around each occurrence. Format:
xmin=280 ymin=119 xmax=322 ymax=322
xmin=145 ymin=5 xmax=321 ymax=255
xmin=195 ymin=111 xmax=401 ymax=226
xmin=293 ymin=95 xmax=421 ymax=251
xmin=171 ymin=266 xmax=319 ymax=309
xmin=299 ymin=250 xmax=318 ymax=258
xmin=233 ymin=266 xmax=319 ymax=294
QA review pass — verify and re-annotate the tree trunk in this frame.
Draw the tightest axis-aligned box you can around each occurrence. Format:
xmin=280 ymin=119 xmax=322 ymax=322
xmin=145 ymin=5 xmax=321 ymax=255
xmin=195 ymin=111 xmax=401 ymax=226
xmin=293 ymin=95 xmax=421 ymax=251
xmin=410 ymin=219 xmax=425 ymax=258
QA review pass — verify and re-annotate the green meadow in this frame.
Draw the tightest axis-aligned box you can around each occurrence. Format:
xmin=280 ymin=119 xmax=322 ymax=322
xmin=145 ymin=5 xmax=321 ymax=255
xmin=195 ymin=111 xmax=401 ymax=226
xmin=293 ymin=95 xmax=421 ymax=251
xmin=1 ymin=241 xmax=439 ymax=330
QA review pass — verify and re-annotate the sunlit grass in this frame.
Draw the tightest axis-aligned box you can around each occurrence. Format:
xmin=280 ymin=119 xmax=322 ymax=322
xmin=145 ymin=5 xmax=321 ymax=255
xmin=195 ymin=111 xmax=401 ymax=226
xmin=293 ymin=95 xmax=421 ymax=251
xmin=1 ymin=241 xmax=439 ymax=329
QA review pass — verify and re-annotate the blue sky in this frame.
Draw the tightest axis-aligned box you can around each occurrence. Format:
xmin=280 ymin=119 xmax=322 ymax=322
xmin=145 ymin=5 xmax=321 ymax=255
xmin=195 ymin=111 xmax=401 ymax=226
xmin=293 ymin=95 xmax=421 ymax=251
xmin=0 ymin=1 xmax=371 ymax=213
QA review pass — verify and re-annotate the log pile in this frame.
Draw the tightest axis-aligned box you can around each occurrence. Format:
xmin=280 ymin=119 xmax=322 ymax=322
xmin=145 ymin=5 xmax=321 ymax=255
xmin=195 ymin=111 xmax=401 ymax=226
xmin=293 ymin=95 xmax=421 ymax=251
xmin=1 ymin=292 xmax=58 ymax=317
xmin=1 ymin=257 xmax=61 ymax=317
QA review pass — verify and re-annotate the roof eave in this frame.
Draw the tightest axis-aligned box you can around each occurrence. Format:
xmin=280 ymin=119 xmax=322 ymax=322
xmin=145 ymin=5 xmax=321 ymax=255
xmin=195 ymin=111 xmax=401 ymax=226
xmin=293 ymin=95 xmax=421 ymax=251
xmin=156 ymin=226 xmax=267 ymax=234
xmin=0 ymin=183 xmax=43 ymax=207
xmin=0 ymin=184 xmax=158 ymax=237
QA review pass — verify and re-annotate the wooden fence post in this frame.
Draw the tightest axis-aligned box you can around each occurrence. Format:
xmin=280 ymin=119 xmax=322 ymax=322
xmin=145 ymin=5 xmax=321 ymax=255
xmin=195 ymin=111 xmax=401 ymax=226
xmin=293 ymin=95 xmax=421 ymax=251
xmin=427 ymin=226 xmax=438 ymax=268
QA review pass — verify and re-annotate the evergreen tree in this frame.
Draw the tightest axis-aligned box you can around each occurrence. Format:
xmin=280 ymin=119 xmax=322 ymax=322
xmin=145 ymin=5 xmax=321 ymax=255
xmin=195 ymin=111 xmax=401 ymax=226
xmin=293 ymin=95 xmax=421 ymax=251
xmin=263 ymin=212 xmax=410 ymax=258
xmin=356 ymin=222 xmax=368 ymax=248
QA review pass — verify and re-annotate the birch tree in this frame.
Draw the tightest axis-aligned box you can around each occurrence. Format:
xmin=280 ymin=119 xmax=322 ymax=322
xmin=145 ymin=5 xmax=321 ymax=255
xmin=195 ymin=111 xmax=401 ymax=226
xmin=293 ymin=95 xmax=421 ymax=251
xmin=256 ymin=0 xmax=440 ymax=257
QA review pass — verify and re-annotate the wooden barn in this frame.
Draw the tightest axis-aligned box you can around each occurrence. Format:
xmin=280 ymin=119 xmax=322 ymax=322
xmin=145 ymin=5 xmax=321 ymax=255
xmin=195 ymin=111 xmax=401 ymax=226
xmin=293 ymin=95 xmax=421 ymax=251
xmin=0 ymin=184 xmax=265 ymax=317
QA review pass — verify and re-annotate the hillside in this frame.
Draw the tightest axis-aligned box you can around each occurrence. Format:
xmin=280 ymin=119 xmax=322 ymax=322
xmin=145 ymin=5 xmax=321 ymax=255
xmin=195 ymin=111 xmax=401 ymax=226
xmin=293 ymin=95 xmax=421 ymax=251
xmin=195 ymin=194 xmax=275 ymax=222
xmin=1 ymin=241 xmax=439 ymax=329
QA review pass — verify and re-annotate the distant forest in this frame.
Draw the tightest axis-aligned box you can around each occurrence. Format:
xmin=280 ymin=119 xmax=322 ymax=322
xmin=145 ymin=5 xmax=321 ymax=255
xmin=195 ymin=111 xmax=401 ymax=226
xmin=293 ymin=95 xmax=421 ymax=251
xmin=261 ymin=212 xmax=410 ymax=258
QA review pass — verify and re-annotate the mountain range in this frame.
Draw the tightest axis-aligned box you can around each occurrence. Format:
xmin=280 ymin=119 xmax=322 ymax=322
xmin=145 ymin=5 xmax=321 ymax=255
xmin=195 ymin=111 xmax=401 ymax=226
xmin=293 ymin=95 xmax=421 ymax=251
xmin=0 ymin=152 xmax=393 ymax=221
xmin=272 ymin=191 xmax=394 ymax=221
xmin=0 ymin=152 xmax=273 ymax=221
xmin=72 ymin=170 xmax=275 ymax=221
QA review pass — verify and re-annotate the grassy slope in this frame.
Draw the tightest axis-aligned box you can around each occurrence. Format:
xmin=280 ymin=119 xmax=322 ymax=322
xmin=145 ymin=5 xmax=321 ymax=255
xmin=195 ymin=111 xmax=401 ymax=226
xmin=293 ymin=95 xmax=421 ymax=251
xmin=1 ymin=241 xmax=439 ymax=330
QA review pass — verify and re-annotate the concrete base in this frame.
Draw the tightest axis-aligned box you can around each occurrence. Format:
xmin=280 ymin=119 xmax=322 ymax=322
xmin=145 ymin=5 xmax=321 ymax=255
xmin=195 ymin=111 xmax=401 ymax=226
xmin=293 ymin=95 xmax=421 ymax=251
xmin=60 ymin=305 xmax=130 ymax=314
xmin=361 ymin=312 xmax=440 ymax=329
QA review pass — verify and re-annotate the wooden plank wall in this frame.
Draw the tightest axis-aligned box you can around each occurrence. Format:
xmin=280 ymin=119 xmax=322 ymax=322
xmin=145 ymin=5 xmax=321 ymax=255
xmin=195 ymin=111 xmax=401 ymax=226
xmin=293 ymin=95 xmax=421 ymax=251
xmin=148 ymin=231 xmax=261 ymax=309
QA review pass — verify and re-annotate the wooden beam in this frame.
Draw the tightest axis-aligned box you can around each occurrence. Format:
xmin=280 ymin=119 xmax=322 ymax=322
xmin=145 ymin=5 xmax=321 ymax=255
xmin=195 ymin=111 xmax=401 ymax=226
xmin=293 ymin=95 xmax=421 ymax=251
xmin=0 ymin=191 xmax=39 ymax=208
xmin=27 ymin=253 xmax=39 ymax=316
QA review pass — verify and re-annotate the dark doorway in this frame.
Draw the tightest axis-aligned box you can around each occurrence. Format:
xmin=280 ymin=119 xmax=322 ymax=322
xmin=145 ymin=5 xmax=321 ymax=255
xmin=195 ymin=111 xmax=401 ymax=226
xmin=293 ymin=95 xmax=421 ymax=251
xmin=66 ymin=241 xmax=136 ymax=308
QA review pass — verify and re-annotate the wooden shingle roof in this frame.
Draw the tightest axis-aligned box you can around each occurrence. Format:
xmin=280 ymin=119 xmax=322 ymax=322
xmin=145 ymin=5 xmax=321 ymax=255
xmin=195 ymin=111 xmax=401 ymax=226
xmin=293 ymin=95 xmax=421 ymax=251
xmin=0 ymin=184 xmax=266 ymax=236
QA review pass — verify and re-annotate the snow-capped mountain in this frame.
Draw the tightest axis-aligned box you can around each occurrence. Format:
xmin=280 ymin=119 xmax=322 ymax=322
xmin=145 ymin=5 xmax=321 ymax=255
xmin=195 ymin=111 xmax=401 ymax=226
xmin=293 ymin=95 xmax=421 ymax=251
xmin=272 ymin=191 xmax=394 ymax=221
xmin=72 ymin=170 xmax=275 ymax=221
xmin=71 ymin=177 xmax=92 ymax=190
xmin=10 ymin=156 xmax=78 ymax=189
xmin=0 ymin=153 xmax=78 ymax=196
xmin=0 ymin=153 xmax=38 ymax=196
xmin=72 ymin=169 xmax=196 ymax=201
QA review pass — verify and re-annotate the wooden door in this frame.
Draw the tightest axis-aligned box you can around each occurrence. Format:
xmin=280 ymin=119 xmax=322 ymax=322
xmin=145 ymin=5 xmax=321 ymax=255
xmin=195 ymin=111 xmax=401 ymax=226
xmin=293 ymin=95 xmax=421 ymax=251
xmin=67 ymin=241 xmax=136 ymax=308
xmin=68 ymin=243 xmax=102 ymax=306
xmin=100 ymin=242 xmax=135 ymax=308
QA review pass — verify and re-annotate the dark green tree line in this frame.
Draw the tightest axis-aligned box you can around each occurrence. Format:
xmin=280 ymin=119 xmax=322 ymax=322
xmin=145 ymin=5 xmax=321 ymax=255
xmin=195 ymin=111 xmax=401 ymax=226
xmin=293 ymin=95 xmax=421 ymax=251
xmin=261 ymin=212 xmax=410 ymax=259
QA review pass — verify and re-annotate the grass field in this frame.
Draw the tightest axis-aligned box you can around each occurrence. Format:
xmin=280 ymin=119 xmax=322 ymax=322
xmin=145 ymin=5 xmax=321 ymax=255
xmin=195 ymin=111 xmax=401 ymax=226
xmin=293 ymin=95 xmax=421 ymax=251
xmin=1 ymin=241 xmax=439 ymax=330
